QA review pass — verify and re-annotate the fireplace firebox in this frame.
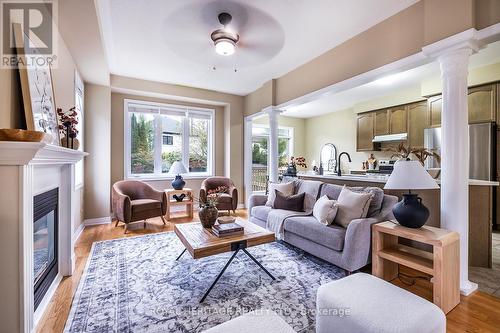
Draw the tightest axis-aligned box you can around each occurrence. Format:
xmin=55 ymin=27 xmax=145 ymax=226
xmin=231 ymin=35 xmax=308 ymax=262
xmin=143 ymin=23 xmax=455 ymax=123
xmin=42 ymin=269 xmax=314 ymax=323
xmin=33 ymin=188 xmax=59 ymax=310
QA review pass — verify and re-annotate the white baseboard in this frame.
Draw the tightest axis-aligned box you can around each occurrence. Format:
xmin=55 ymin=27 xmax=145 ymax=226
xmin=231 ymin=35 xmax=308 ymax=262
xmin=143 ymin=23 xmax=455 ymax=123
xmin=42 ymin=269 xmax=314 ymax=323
xmin=84 ymin=216 xmax=112 ymax=226
xmin=73 ymin=223 xmax=85 ymax=242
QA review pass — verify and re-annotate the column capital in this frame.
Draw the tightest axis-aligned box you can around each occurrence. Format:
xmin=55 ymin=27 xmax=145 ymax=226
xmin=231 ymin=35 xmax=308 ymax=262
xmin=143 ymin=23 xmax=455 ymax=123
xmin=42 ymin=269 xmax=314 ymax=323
xmin=262 ymin=105 xmax=283 ymax=116
xmin=422 ymin=28 xmax=480 ymax=60
xmin=438 ymin=48 xmax=472 ymax=78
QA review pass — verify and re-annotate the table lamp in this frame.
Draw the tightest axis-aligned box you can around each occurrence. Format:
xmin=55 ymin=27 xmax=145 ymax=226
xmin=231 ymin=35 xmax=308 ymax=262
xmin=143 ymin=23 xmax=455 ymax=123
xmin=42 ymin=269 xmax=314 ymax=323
xmin=384 ymin=159 xmax=439 ymax=228
xmin=169 ymin=161 xmax=188 ymax=190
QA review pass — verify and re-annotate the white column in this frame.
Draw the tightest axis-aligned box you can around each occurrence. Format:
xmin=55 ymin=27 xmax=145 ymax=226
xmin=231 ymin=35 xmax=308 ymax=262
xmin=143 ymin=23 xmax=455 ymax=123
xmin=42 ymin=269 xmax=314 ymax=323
xmin=438 ymin=48 xmax=477 ymax=295
xmin=243 ymin=117 xmax=253 ymax=204
xmin=267 ymin=107 xmax=279 ymax=182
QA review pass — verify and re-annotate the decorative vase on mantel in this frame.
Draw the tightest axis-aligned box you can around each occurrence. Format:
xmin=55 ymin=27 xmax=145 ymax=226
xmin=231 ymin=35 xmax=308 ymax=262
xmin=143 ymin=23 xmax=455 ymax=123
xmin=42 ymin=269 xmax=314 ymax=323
xmin=199 ymin=205 xmax=218 ymax=228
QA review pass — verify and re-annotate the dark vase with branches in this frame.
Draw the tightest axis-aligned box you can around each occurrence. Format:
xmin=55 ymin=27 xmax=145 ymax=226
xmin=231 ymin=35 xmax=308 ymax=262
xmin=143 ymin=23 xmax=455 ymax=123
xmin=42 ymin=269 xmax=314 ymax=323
xmin=196 ymin=185 xmax=228 ymax=228
xmin=57 ymin=107 xmax=79 ymax=149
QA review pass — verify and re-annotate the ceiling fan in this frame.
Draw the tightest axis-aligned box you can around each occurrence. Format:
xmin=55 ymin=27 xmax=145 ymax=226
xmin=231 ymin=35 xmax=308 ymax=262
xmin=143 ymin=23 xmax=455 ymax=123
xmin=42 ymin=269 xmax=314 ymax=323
xmin=210 ymin=12 xmax=239 ymax=56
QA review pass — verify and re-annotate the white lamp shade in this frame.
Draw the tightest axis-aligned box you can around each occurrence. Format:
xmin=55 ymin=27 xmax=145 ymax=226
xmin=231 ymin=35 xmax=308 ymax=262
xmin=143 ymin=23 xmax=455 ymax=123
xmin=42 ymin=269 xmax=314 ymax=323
xmin=384 ymin=160 xmax=439 ymax=190
xmin=168 ymin=161 xmax=188 ymax=175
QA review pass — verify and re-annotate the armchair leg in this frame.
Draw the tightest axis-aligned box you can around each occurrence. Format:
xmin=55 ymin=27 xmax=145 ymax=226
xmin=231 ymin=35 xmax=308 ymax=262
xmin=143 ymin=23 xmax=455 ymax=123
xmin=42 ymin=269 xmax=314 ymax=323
xmin=114 ymin=220 xmax=119 ymax=227
xmin=144 ymin=220 xmax=147 ymax=229
xmin=124 ymin=224 xmax=128 ymax=234
xmin=160 ymin=215 xmax=167 ymax=225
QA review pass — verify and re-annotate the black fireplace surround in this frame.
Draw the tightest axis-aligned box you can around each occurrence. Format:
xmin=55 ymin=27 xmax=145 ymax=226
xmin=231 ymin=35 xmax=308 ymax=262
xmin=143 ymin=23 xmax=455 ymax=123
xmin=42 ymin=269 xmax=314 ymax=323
xmin=33 ymin=188 xmax=59 ymax=310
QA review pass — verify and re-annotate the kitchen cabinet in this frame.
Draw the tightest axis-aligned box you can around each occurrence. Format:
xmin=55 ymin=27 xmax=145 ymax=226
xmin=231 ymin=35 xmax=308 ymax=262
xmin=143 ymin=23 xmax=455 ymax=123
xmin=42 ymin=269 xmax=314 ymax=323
xmin=374 ymin=110 xmax=389 ymax=135
xmin=407 ymin=101 xmax=429 ymax=148
xmin=356 ymin=113 xmax=375 ymax=151
xmin=389 ymin=106 xmax=407 ymax=134
xmin=427 ymin=95 xmax=442 ymax=127
xmin=468 ymin=84 xmax=496 ymax=123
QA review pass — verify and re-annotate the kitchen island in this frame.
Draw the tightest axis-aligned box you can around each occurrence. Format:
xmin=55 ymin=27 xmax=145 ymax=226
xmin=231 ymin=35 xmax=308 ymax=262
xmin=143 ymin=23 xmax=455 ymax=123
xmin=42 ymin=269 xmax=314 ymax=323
xmin=298 ymin=173 xmax=499 ymax=268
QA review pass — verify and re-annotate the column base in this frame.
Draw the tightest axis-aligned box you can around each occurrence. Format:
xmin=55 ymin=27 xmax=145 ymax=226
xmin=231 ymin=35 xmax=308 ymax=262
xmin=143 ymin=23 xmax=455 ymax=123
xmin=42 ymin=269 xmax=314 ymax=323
xmin=460 ymin=280 xmax=478 ymax=296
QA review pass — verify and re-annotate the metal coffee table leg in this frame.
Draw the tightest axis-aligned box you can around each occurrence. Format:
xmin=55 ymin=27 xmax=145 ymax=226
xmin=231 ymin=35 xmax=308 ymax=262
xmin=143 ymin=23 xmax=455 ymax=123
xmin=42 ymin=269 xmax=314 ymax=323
xmin=200 ymin=249 xmax=240 ymax=303
xmin=176 ymin=248 xmax=186 ymax=261
xmin=243 ymin=248 xmax=276 ymax=280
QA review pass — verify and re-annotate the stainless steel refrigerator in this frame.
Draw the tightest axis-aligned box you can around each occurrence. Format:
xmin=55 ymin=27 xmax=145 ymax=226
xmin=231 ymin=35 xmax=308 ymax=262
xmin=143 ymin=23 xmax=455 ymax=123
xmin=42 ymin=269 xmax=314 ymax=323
xmin=424 ymin=123 xmax=495 ymax=181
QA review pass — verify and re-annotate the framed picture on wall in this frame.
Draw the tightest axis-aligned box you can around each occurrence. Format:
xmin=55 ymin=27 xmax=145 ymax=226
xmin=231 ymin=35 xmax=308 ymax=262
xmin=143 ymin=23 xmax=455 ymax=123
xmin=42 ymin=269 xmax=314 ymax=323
xmin=13 ymin=23 xmax=60 ymax=146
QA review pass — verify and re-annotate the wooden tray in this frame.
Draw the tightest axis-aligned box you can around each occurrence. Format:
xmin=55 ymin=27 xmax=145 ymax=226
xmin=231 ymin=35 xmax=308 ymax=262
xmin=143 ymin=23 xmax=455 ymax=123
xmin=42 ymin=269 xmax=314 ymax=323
xmin=0 ymin=129 xmax=52 ymax=143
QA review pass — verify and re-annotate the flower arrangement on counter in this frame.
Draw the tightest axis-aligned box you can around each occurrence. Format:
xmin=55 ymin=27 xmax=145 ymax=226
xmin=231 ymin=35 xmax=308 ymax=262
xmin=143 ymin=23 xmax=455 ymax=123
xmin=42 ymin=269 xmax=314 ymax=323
xmin=57 ymin=107 xmax=79 ymax=149
xmin=285 ymin=156 xmax=307 ymax=176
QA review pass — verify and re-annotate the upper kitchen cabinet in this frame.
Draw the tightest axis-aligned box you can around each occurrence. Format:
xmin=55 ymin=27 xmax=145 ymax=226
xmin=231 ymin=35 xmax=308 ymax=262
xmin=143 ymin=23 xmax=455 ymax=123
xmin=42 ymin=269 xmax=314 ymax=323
xmin=407 ymin=101 xmax=429 ymax=148
xmin=388 ymin=106 xmax=407 ymax=134
xmin=427 ymin=95 xmax=442 ymax=127
xmin=374 ymin=110 xmax=389 ymax=136
xmin=356 ymin=112 xmax=375 ymax=151
xmin=468 ymin=84 xmax=496 ymax=123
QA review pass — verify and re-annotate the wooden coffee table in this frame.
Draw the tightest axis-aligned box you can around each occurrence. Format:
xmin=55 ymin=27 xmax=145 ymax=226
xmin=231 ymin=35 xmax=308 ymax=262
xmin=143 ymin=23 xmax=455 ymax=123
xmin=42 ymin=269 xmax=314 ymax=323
xmin=174 ymin=218 xmax=276 ymax=302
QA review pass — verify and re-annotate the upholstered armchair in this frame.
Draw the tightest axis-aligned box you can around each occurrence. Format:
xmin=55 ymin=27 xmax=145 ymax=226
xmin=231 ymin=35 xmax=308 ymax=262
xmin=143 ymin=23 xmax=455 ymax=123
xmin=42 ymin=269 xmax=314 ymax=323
xmin=200 ymin=177 xmax=238 ymax=214
xmin=112 ymin=180 xmax=167 ymax=233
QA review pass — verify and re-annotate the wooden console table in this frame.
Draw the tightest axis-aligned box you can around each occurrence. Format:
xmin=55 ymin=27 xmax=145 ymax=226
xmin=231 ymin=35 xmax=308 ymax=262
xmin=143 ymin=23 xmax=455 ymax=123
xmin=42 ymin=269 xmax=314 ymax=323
xmin=165 ymin=188 xmax=193 ymax=220
xmin=372 ymin=221 xmax=460 ymax=314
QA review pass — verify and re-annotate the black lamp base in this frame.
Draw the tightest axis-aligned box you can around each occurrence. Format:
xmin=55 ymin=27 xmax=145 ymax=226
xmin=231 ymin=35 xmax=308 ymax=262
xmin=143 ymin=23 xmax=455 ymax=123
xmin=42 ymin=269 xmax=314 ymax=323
xmin=392 ymin=193 xmax=430 ymax=228
xmin=171 ymin=175 xmax=185 ymax=190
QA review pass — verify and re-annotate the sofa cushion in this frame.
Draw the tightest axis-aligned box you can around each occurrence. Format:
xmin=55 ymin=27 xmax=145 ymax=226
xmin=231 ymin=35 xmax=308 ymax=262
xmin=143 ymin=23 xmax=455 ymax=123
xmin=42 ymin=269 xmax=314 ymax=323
xmin=284 ymin=216 xmax=346 ymax=251
xmin=212 ymin=193 xmax=233 ymax=204
xmin=251 ymin=205 xmax=272 ymax=221
xmin=131 ymin=199 xmax=161 ymax=213
xmin=266 ymin=182 xmax=295 ymax=207
xmin=334 ymin=187 xmax=373 ymax=228
xmin=321 ymin=183 xmax=384 ymax=218
xmin=313 ymin=195 xmax=339 ymax=225
xmin=349 ymin=186 xmax=385 ymax=217
xmin=274 ymin=190 xmax=305 ymax=212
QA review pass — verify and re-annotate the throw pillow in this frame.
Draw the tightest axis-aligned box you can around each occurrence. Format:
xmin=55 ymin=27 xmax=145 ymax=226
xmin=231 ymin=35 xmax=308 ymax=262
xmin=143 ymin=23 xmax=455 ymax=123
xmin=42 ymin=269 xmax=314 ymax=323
xmin=334 ymin=186 xmax=374 ymax=228
xmin=313 ymin=195 xmax=339 ymax=225
xmin=266 ymin=182 xmax=295 ymax=207
xmin=273 ymin=190 xmax=305 ymax=212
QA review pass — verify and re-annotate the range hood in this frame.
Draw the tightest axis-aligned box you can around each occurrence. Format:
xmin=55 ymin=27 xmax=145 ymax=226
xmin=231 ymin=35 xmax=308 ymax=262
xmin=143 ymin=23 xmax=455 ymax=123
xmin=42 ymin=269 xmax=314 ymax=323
xmin=372 ymin=133 xmax=408 ymax=142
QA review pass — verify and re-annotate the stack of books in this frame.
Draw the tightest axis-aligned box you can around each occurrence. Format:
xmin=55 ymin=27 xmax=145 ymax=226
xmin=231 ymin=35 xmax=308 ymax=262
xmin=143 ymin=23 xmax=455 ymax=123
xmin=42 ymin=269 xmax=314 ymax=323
xmin=212 ymin=222 xmax=244 ymax=238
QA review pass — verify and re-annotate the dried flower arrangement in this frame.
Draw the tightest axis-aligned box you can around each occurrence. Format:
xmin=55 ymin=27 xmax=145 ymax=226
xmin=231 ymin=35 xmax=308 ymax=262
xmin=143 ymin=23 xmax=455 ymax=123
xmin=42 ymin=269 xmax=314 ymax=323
xmin=289 ymin=156 xmax=307 ymax=169
xmin=385 ymin=142 xmax=441 ymax=166
xmin=57 ymin=107 xmax=79 ymax=149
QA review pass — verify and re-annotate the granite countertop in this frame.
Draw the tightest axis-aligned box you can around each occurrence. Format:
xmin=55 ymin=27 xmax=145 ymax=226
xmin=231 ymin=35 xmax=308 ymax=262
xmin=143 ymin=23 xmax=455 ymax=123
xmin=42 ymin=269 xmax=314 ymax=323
xmin=297 ymin=172 xmax=499 ymax=186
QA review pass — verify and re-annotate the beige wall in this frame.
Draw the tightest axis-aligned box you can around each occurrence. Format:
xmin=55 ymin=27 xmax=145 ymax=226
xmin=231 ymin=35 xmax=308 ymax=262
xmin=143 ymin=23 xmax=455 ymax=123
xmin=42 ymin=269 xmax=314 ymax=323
xmin=243 ymin=80 xmax=275 ymax=116
xmin=110 ymin=92 xmax=226 ymax=201
xmin=84 ymin=84 xmax=111 ymax=219
xmin=305 ymin=109 xmax=372 ymax=173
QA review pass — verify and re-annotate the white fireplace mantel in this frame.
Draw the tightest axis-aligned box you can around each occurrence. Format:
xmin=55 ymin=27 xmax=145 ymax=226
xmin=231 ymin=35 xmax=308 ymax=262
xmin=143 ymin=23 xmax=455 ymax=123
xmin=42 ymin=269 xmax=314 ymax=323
xmin=0 ymin=141 xmax=88 ymax=333
xmin=0 ymin=141 xmax=88 ymax=165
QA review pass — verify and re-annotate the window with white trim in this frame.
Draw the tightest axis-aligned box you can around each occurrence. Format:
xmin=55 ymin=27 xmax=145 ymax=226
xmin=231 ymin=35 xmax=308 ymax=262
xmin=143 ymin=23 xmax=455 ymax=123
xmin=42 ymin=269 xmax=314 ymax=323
xmin=124 ymin=100 xmax=214 ymax=179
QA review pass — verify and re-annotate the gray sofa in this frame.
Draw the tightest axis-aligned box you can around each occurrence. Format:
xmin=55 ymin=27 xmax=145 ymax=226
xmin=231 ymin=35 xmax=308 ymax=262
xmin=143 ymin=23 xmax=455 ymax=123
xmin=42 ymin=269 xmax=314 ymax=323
xmin=248 ymin=180 xmax=398 ymax=273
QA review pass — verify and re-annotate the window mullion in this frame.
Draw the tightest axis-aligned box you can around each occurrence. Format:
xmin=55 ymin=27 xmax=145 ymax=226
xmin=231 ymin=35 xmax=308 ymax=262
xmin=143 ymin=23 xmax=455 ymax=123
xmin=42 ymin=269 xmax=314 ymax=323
xmin=182 ymin=113 xmax=190 ymax=173
xmin=154 ymin=111 xmax=162 ymax=176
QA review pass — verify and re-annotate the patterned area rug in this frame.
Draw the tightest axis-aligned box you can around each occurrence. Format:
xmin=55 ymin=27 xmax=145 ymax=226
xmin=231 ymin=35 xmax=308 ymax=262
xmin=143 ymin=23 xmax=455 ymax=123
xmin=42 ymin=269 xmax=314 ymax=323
xmin=65 ymin=232 xmax=345 ymax=332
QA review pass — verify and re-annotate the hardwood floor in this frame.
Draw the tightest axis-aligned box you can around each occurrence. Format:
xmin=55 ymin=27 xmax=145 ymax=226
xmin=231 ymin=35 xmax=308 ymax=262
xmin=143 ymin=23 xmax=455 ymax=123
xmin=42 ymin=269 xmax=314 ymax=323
xmin=37 ymin=211 xmax=500 ymax=333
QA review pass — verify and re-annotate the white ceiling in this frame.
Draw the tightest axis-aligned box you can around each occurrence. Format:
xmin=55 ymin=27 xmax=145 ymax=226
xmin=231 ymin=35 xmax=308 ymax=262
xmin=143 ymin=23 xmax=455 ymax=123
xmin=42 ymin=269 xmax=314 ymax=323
xmin=283 ymin=41 xmax=500 ymax=118
xmin=96 ymin=0 xmax=418 ymax=95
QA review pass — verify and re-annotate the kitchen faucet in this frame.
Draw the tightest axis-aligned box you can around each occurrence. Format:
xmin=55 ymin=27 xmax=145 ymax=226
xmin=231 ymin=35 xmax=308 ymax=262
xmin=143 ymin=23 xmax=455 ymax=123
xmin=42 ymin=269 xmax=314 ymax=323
xmin=337 ymin=152 xmax=352 ymax=177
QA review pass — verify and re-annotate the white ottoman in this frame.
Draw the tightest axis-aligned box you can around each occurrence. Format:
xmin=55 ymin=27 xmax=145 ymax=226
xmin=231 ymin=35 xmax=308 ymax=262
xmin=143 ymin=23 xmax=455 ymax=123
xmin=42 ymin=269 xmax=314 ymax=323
xmin=202 ymin=309 xmax=295 ymax=333
xmin=316 ymin=273 xmax=446 ymax=333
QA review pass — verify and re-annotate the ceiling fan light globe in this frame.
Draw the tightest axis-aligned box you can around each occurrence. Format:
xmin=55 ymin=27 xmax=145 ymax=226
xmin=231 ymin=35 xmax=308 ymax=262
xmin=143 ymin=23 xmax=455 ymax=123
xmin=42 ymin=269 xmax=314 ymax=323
xmin=215 ymin=39 xmax=235 ymax=56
